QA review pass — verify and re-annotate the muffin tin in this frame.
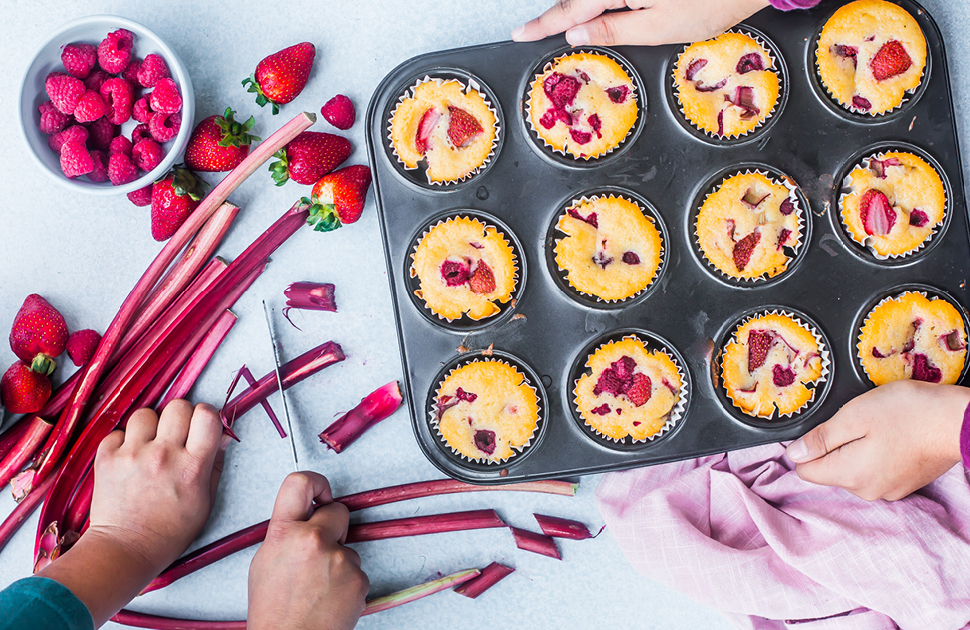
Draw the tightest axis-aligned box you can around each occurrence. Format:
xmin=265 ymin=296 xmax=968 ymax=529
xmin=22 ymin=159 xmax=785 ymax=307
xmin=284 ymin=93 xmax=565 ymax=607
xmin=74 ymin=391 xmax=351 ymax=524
xmin=365 ymin=0 xmax=969 ymax=483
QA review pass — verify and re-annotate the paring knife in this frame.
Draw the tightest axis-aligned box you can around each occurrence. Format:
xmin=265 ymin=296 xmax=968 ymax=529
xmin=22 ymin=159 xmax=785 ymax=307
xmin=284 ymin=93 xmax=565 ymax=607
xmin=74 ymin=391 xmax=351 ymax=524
xmin=263 ymin=300 xmax=299 ymax=472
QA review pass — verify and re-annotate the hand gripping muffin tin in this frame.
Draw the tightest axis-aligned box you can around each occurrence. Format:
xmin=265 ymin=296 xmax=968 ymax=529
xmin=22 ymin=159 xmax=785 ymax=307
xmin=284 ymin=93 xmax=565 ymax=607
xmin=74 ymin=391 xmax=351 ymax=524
xmin=366 ymin=0 xmax=969 ymax=484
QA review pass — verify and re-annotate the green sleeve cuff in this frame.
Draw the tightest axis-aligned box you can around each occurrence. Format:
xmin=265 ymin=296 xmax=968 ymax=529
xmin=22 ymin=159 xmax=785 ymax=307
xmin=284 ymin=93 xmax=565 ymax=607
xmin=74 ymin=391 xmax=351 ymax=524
xmin=0 ymin=576 xmax=95 ymax=630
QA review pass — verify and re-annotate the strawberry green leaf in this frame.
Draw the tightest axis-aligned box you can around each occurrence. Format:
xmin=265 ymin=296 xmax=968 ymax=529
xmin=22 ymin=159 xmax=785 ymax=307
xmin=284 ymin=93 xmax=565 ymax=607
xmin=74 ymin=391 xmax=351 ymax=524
xmin=304 ymin=198 xmax=342 ymax=232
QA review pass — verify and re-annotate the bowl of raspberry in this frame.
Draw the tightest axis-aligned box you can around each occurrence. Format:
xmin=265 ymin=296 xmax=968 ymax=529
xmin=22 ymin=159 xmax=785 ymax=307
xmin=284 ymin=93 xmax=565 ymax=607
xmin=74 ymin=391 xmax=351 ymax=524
xmin=19 ymin=15 xmax=195 ymax=196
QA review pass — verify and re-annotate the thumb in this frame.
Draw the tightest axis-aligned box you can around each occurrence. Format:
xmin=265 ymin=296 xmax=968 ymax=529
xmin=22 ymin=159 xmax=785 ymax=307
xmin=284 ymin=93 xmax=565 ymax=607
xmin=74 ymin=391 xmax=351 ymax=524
xmin=270 ymin=471 xmax=333 ymax=524
xmin=787 ymin=412 xmax=866 ymax=464
xmin=566 ymin=11 xmax=651 ymax=46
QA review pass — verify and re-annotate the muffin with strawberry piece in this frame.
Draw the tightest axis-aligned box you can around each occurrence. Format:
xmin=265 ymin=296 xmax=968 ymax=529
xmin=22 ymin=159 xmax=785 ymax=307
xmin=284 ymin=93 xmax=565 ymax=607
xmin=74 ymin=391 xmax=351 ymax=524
xmin=858 ymin=292 xmax=966 ymax=386
xmin=389 ymin=78 xmax=497 ymax=183
xmin=528 ymin=52 xmax=637 ymax=159
xmin=674 ymin=32 xmax=780 ymax=138
xmin=411 ymin=217 xmax=517 ymax=322
xmin=574 ymin=336 xmax=683 ymax=441
xmin=840 ymin=151 xmax=945 ymax=258
xmin=816 ymin=0 xmax=927 ymax=115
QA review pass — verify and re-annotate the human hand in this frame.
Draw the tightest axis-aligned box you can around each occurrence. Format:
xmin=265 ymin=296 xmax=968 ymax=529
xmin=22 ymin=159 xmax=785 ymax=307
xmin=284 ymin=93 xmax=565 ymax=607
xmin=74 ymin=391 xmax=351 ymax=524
xmin=787 ymin=380 xmax=970 ymax=501
xmin=248 ymin=472 xmax=369 ymax=630
xmin=511 ymin=0 xmax=772 ymax=47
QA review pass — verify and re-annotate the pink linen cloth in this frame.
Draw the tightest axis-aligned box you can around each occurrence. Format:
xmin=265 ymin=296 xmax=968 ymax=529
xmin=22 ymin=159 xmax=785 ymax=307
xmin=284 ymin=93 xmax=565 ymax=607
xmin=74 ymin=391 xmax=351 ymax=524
xmin=595 ymin=443 xmax=970 ymax=629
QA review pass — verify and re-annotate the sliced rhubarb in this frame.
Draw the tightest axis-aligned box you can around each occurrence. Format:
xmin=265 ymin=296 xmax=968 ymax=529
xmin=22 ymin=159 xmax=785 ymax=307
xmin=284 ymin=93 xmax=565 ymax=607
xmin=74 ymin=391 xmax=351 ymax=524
xmin=362 ymin=569 xmax=480 ymax=616
xmin=282 ymin=282 xmax=336 ymax=329
xmin=942 ymin=330 xmax=966 ymax=352
xmin=685 ymin=58 xmax=707 ymax=81
xmin=869 ymin=157 xmax=902 ymax=179
xmin=567 ymin=208 xmax=597 ymax=228
xmin=726 ymin=86 xmax=759 ymax=118
xmin=741 ymin=188 xmax=769 ymax=209
xmin=511 ymin=526 xmax=561 ymax=559
xmin=319 ymin=381 xmax=404 ymax=453
xmin=534 ymin=514 xmax=594 ymax=540
xmin=454 ymin=562 xmax=514 ymax=599
xmin=346 ymin=509 xmax=505 ymax=544
xmin=695 ymin=78 xmax=727 ymax=93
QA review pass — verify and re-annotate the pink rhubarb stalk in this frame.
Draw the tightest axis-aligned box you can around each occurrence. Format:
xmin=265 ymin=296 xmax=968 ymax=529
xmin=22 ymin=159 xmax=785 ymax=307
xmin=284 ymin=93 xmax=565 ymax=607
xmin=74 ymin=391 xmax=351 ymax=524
xmin=319 ymin=381 xmax=403 ymax=453
xmin=453 ymin=562 xmax=515 ymax=598
xmin=223 ymin=365 xmax=286 ymax=439
xmin=362 ymin=568 xmax=480 ymax=616
xmin=346 ymin=509 xmax=504 ymax=544
xmin=511 ymin=527 xmax=561 ymax=560
xmin=158 ymin=310 xmax=237 ymax=409
xmin=0 ymin=416 xmax=54 ymax=494
xmin=112 ymin=611 xmax=245 ymax=629
xmin=282 ymin=282 xmax=336 ymax=329
xmin=64 ymin=466 xmax=94 ymax=535
xmin=534 ymin=514 xmax=594 ymax=540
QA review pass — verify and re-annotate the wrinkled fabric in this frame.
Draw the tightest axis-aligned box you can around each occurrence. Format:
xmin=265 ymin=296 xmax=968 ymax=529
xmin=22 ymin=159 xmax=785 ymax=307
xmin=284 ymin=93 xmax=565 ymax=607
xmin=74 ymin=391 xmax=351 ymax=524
xmin=596 ymin=443 xmax=970 ymax=630
xmin=769 ymin=0 xmax=821 ymax=10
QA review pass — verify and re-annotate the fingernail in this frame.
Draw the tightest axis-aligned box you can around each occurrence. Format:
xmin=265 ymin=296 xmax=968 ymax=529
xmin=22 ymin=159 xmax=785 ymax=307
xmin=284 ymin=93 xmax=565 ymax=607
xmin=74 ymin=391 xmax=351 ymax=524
xmin=787 ymin=438 xmax=808 ymax=463
xmin=566 ymin=26 xmax=589 ymax=46
xmin=510 ymin=25 xmax=525 ymax=41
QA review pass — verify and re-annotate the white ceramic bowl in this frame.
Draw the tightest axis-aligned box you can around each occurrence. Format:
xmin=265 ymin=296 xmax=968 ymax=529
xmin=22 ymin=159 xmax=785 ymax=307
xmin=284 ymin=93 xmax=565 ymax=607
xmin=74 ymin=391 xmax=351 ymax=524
xmin=19 ymin=15 xmax=195 ymax=196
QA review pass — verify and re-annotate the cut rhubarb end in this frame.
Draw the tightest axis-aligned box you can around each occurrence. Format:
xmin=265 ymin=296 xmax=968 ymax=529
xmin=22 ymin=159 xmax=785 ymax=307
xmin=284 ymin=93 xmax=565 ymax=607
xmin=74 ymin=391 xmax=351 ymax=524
xmin=454 ymin=562 xmax=515 ymax=599
xmin=319 ymin=381 xmax=404 ymax=453
xmin=282 ymin=282 xmax=336 ymax=328
xmin=511 ymin=526 xmax=561 ymax=559
xmin=534 ymin=513 xmax=593 ymax=540
xmin=362 ymin=569 xmax=480 ymax=617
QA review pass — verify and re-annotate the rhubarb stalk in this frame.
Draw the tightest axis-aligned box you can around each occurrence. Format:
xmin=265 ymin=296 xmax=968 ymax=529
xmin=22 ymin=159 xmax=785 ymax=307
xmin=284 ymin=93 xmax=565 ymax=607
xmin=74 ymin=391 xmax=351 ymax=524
xmin=64 ymin=465 xmax=94 ymax=535
xmin=0 ymin=416 xmax=54 ymax=493
xmin=362 ymin=568 xmax=480 ymax=616
xmin=511 ymin=527 xmax=561 ymax=560
xmin=282 ymin=282 xmax=336 ymax=329
xmin=533 ymin=514 xmax=594 ymax=540
xmin=319 ymin=381 xmax=403 ymax=453
xmin=0 ymin=474 xmax=54 ymax=550
xmin=238 ymin=365 xmax=286 ymax=438
xmin=0 ymin=415 xmax=33 ymax=461
xmin=453 ymin=562 xmax=514 ymax=599
xmin=346 ymin=509 xmax=504 ymax=544
xmin=158 ymin=310 xmax=237 ymax=409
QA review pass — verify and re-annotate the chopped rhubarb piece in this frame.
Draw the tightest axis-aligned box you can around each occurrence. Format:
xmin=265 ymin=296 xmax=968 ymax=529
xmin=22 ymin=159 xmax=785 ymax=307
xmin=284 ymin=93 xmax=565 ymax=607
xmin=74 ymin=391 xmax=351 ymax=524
xmin=696 ymin=78 xmax=728 ymax=93
xmin=780 ymin=198 xmax=795 ymax=216
xmin=440 ymin=260 xmax=470 ymax=286
xmin=859 ymin=190 xmax=896 ymax=236
xmin=570 ymin=128 xmax=592 ymax=145
xmin=622 ymin=251 xmax=640 ymax=265
xmin=772 ymin=364 xmax=795 ymax=387
xmin=741 ymin=188 xmax=769 ymax=209
xmin=543 ymin=73 xmax=581 ymax=109
xmin=685 ymin=58 xmax=708 ymax=81
xmin=447 ymin=106 xmax=484 ymax=148
xmin=736 ymin=53 xmax=764 ymax=74
xmin=943 ymin=330 xmax=966 ymax=352
xmin=738 ymin=383 xmax=758 ymax=394
xmin=852 ymin=96 xmax=873 ymax=111
xmin=748 ymin=330 xmax=773 ymax=372
xmin=909 ymin=209 xmax=929 ymax=227
xmin=833 ymin=44 xmax=859 ymax=68
xmin=872 ymin=347 xmax=887 ymax=358
xmin=726 ymin=86 xmax=759 ymax=118
xmin=590 ymin=404 xmax=611 ymax=416
xmin=473 ymin=429 xmax=496 ymax=455
xmin=870 ymin=40 xmax=912 ymax=81
xmin=777 ymin=228 xmax=792 ymax=250
xmin=282 ymin=282 xmax=336 ymax=328
xmin=567 ymin=208 xmax=598 ymax=228
xmin=717 ymin=111 xmax=725 ymax=136
xmin=869 ymin=157 xmax=902 ymax=179
xmin=455 ymin=387 xmax=477 ymax=403
xmin=588 ymin=114 xmax=602 ymax=138
xmin=454 ymin=562 xmax=515 ymax=599
xmin=732 ymin=230 xmax=761 ymax=271
xmin=319 ymin=381 xmax=404 ymax=453
xmin=415 ymin=107 xmax=440 ymax=154
xmin=592 ymin=251 xmax=613 ymax=269
xmin=726 ymin=218 xmax=737 ymax=240
xmin=534 ymin=514 xmax=595 ymax=540
xmin=911 ymin=353 xmax=942 ymax=383
xmin=435 ymin=396 xmax=459 ymax=421
xmin=511 ymin=526 xmax=561 ymax=559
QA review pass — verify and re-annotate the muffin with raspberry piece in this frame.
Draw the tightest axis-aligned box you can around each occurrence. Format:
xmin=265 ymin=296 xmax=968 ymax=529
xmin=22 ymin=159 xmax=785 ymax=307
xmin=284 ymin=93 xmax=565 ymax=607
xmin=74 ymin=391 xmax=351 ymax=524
xmin=411 ymin=216 xmax=517 ymax=322
xmin=673 ymin=32 xmax=780 ymax=138
xmin=554 ymin=194 xmax=663 ymax=301
xmin=527 ymin=52 xmax=637 ymax=159
xmin=840 ymin=151 xmax=945 ymax=258
xmin=389 ymin=78 xmax=497 ymax=183
xmin=434 ymin=360 xmax=540 ymax=463
xmin=696 ymin=172 xmax=801 ymax=280
xmin=858 ymin=292 xmax=966 ymax=386
xmin=721 ymin=312 xmax=825 ymax=419
xmin=574 ymin=336 xmax=683 ymax=441
xmin=816 ymin=0 xmax=927 ymax=115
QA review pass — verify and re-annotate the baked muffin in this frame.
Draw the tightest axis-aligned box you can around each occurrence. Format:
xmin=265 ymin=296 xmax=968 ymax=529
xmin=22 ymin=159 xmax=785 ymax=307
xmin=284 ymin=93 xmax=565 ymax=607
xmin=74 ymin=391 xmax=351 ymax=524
xmin=696 ymin=172 xmax=801 ymax=280
xmin=434 ymin=360 xmax=540 ymax=462
xmin=389 ymin=78 xmax=497 ymax=183
xmin=673 ymin=32 xmax=780 ymax=138
xmin=858 ymin=292 xmax=966 ymax=385
xmin=411 ymin=217 xmax=516 ymax=322
xmin=528 ymin=52 xmax=637 ymax=159
xmin=722 ymin=313 xmax=825 ymax=419
xmin=554 ymin=195 xmax=663 ymax=301
xmin=574 ymin=337 xmax=683 ymax=441
xmin=840 ymin=151 xmax=946 ymax=258
xmin=816 ymin=0 xmax=927 ymax=115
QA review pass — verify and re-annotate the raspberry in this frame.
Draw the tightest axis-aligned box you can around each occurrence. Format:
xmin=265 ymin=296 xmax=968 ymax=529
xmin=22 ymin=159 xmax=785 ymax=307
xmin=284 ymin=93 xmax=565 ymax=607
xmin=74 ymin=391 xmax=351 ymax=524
xmin=868 ymin=157 xmax=902 ymax=179
xmin=852 ymin=96 xmax=872 ymax=112
xmin=122 ymin=57 xmax=142 ymax=85
xmin=87 ymin=150 xmax=108 ymax=182
xmin=46 ymin=74 xmax=86 ymax=115
xmin=588 ymin=114 xmax=602 ymax=138
xmin=48 ymin=125 xmax=89 ymax=153
xmin=911 ymin=353 xmax=942 ymax=383
xmin=473 ymin=429 xmax=496 ymax=455
xmin=592 ymin=251 xmax=613 ymax=269
xmin=622 ymin=251 xmax=640 ymax=265
xmin=590 ymin=404 xmax=611 ymax=416
xmin=97 ymin=28 xmax=134 ymax=73
xmin=440 ymin=260 xmax=469 ymax=286
xmin=127 ymin=184 xmax=153 ymax=206
xmin=613 ymin=356 xmax=636 ymax=382
xmin=732 ymin=230 xmax=761 ymax=271
xmin=66 ymin=329 xmax=102 ymax=367
xmin=72 ymin=90 xmax=107 ymax=123
xmin=136 ymin=53 xmax=170 ymax=88
xmin=84 ymin=69 xmax=111 ymax=92
xmin=543 ymin=73 xmax=580 ymax=110
xmin=132 ymin=97 xmax=154 ymax=123
xmin=736 ymin=53 xmax=764 ymax=74
xmin=780 ymin=198 xmax=795 ymax=216
xmin=60 ymin=140 xmax=95 ymax=178
xmin=132 ymin=138 xmax=163 ymax=172
xmin=747 ymin=330 xmax=773 ymax=372
xmin=569 ymin=129 xmax=592 ymax=145
xmin=321 ymin=94 xmax=355 ymax=130
xmin=539 ymin=107 xmax=571 ymax=129
xmin=593 ymin=368 xmax=625 ymax=397
xmin=606 ymin=85 xmax=630 ymax=103
xmin=468 ymin=261 xmax=496 ymax=294
xmin=625 ymin=373 xmax=652 ymax=407
xmin=149 ymin=78 xmax=182 ymax=114
xmin=61 ymin=43 xmax=98 ymax=79
xmin=148 ymin=112 xmax=181 ymax=143
xmin=108 ymin=152 xmax=138 ymax=186
xmin=909 ymin=209 xmax=929 ymax=227
xmin=131 ymin=123 xmax=152 ymax=145
xmin=87 ymin=116 xmax=116 ymax=152
xmin=109 ymin=135 xmax=133 ymax=156
xmin=99 ymin=77 xmax=134 ymax=125
xmin=772 ymin=365 xmax=795 ymax=387
xmin=38 ymin=101 xmax=72 ymax=134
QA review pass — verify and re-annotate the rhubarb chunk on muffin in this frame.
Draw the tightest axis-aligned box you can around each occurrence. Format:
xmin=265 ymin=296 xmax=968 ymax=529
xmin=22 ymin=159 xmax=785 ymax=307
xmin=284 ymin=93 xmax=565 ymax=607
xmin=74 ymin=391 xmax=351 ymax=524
xmin=816 ymin=0 xmax=927 ymax=115
xmin=528 ymin=52 xmax=637 ymax=159
xmin=389 ymin=78 xmax=497 ymax=183
xmin=673 ymin=32 xmax=780 ymax=138
xmin=434 ymin=360 xmax=540 ymax=463
xmin=858 ymin=292 xmax=966 ymax=386
xmin=411 ymin=216 xmax=516 ymax=322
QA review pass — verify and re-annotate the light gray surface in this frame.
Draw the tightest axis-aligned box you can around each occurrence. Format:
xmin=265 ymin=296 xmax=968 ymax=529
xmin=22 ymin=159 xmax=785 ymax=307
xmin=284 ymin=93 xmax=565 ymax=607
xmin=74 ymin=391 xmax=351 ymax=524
xmin=0 ymin=1 xmax=967 ymax=629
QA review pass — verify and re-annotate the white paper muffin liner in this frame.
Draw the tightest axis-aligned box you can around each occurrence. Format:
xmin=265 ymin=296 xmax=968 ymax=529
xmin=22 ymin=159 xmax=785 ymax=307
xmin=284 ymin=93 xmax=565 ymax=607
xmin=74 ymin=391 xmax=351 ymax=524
xmin=409 ymin=215 xmax=520 ymax=323
xmin=386 ymin=75 xmax=500 ymax=185
xmin=694 ymin=168 xmax=805 ymax=285
xmin=430 ymin=358 xmax=541 ymax=464
xmin=525 ymin=49 xmax=639 ymax=161
xmin=720 ymin=309 xmax=831 ymax=420
xmin=672 ymin=29 xmax=781 ymax=140
xmin=553 ymin=193 xmax=664 ymax=304
xmin=837 ymin=149 xmax=948 ymax=260
xmin=572 ymin=334 xmax=688 ymax=444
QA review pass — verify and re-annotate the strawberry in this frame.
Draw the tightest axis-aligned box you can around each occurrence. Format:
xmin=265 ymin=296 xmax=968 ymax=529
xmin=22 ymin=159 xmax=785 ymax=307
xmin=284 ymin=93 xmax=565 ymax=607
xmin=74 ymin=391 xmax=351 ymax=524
xmin=306 ymin=165 xmax=372 ymax=231
xmin=747 ymin=330 xmax=773 ymax=372
xmin=269 ymin=131 xmax=350 ymax=186
xmin=150 ymin=166 xmax=209 ymax=241
xmin=732 ymin=230 xmax=761 ymax=271
xmin=185 ymin=108 xmax=259 ymax=172
xmin=242 ymin=42 xmax=315 ymax=114
xmin=625 ymin=373 xmax=652 ymax=407
xmin=870 ymin=40 xmax=912 ymax=81
xmin=447 ymin=106 xmax=483 ymax=147
xmin=468 ymin=261 xmax=496 ymax=294
xmin=860 ymin=189 xmax=896 ymax=236
xmin=66 ymin=329 xmax=102 ymax=367
xmin=9 ymin=294 xmax=69 ymax=375
xmin=321 ymin=94 xmax=355 ymax=130
xmin=415 ymin=107 xmax=441 ymax=154
xmin=1 ymin=362 xmax=52 ymax=414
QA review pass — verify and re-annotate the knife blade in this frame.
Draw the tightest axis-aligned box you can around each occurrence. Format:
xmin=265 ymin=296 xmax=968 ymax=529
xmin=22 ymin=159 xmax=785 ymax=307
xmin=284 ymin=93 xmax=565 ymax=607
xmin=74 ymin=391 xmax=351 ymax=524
xmin=263 ymin=300 xmax=299 ymax=471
